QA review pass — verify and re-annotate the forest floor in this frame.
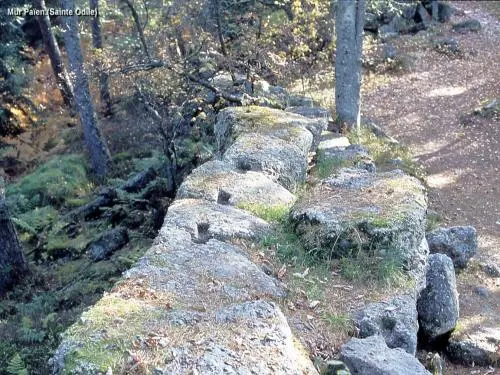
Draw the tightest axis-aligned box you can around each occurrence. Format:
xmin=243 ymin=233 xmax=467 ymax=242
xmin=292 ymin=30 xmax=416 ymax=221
xmin=362 ymin=2 xmax=499 ymax=374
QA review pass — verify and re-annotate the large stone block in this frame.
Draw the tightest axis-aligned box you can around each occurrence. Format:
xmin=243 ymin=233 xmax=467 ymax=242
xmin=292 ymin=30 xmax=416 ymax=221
xmin=340 ymin=335 xmax=431 ymax=375
xmin=215 ymin=106 xmax=321 ymax=155
xmin=164 ymin=198 xmax=271 ymax=243
xmin=291 ymin=168 xmax=427 ymax=272
xmin=222 ymin=133 xmax=308 ymax=191
xmin=177 ymin=160 xmax=295 ymax=208
xmin=417 ymin=253 xmax=459 ymax=340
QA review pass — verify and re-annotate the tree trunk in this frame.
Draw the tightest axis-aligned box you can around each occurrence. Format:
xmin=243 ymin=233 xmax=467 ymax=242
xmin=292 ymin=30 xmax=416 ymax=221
xmin=89 ymin=0 xmax=113 ymax=116
xmin=213 ymin=0 xmax=236 ymax=83
xmin=121 ymin=0 xmax=151 ymax=61
xmin=0 ymin=178 xmax=29 ymax=296
xmin=33 ymin=0 xmax=75 ymax=108
xmin=334 ymin=0 xmax=366 ymax=131
xmin=61 ymin=0 xmax=112 ymax=177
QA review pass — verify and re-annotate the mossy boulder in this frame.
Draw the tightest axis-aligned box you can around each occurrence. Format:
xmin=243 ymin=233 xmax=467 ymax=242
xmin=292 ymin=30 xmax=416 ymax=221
xmin=215 ymin=106 xmax=323 ymax=155
xmin=290 ymin=168 xmax=427 ymax=273
xmin=53 ymin=297 xmax=317 ymax=374
xmin=177 ymin=160 xmax=295 ymax=208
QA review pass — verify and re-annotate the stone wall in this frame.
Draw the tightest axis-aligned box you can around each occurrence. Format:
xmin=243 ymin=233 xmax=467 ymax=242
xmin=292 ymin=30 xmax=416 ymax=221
xmin=51 ymin=106 xmax=325 ymax=374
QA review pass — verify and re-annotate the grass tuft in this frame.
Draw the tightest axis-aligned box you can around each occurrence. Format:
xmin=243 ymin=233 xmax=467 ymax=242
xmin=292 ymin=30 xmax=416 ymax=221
xmin=348 ymin=127 xmax=425 ymax=180
xmin=237 ymin=203 xmax=290 ymax=224
xmin=315 ymin=151 xmax=347 ymax=179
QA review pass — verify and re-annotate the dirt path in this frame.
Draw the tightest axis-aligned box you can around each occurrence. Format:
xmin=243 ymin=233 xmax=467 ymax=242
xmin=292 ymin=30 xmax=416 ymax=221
xmin=363 ymin=2 xmax=499 ymax=374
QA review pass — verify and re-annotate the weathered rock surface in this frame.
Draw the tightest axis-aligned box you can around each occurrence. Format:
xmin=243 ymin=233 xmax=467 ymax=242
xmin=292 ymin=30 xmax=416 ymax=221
xmin=447 ymin=326 xmax=500 ymax=366
xmin=216 ymin=106 xmax=324 ymax=155
xmin=426 ymin=226 xmax=477 ymax=268
xmin=87 ymin=227 xmax=128 ymax=261
xmin=129 ymin=226 xmax=285 ymax=302
xmin=353 ymin=295 xmax=419 ymax=355
xmin=215 ymin=106 xmax=315 ymax=156
xmin=317 ymin=132 xmax=351 ymax=154
xmin=285 ymin=106 xmax=332 ymax=147
xmin=177 ymin=160 xmax=295 ymax=207
xmin=288 ymin=95 xmax=313 ymax=108
xmin=340 ymin=335 xmax=431 ymax=375
xmin=291 ymin=168 xmax=428 ymax=273
xmin=222 ymin=133 xmax=308 ymax=191
xmin=163 ymin=198 xmax=270 ymax=242
xmin=318 ymin=142 xmax=375 ymax=172
xmin=53 ymin=295 xmax=318 ymax=374
xmin=417 ymin=254 xmax=459 ymax=340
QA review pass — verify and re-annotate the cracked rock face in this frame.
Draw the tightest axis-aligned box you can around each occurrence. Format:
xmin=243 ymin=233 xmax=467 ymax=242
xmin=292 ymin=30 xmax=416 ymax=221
xmin=177 ymin=160 xmax=295 ymax=208
xmin=353 ymin=294 xmax=419 ymax=355
xmin=340 ymin=335 xmax=431 ymax=375
xmin=417 ymin=253 xmax=459 ymax=340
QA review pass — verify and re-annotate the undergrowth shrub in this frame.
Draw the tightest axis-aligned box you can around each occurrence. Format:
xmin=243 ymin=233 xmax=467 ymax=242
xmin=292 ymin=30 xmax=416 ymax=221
xmin=7 ymin=155 xmax=92 ymax=212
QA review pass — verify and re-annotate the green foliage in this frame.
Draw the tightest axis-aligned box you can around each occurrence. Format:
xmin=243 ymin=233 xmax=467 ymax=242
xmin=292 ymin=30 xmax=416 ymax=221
xmin=14 ymin=206 xmax=59 ymax=234
xmin=339 ymin=248 xmax=408 ymax=287
xmin=315 ymin=151 xmax=346 ymax=179
xmin=323 ymin=312 xmax=353 ymax=332
xmin=6 ymin=354 xmax=28 ymax=375
xmin=260 ymin=226 xmax=322 ymax=267
xmin=7 ymin=155 xmax=92 ymax=212
xmin=45 ymin=221 xmax=103 ymax=259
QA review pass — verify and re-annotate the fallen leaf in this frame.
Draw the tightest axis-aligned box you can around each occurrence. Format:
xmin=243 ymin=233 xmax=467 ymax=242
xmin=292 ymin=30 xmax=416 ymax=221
xmin=277 ymin=265 xmax=287 ymax=279
xmin=309 ymin=300 xmax=320 ymax=309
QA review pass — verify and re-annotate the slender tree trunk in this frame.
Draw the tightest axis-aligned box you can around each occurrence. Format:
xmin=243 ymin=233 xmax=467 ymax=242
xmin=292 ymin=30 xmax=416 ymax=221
xmin=89 ymin=0 xmax=113 ymax=116
xmin=61 ymin=0 xmax=112 ymax=177
xmin=33 ymin=0 xmax=75 ymax=108
xmin=334 ymin=0 xmax=366 ymax=131
xmin=121 ymin=0 xmax=151 ymax=61
xmin=214 ymin=0 xmax=236 ymax=83
xmin=0 ymin=178 xmax=29 ymax=296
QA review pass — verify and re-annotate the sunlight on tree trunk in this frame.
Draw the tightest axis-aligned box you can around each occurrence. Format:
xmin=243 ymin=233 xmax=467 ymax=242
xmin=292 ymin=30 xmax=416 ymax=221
xmin=34 ymin=0 xmax=75 ymax=108
xmin=61 ymin=0 xmax=112 ymax=177
xmin=0 ymin=177 xmax=29 ymax=296
xmin=335 ymin=0 xmax=365 ymax=131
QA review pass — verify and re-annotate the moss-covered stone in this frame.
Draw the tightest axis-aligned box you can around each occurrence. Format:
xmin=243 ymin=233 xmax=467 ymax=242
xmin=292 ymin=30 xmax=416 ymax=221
xmin=177 ymin=160 xmax=296 ymax=208
xmin=215 ymin=106 xmax=322 ymax=155
xmin=291 ymin=168 xmax=427 ymax=276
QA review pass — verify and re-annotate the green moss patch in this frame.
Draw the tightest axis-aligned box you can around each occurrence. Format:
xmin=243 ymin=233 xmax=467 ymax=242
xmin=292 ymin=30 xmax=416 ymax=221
xmin=7 ymin=155 xmax=92 ymax=212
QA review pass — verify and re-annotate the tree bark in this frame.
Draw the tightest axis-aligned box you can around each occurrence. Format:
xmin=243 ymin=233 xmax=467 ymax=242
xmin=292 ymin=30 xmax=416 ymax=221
xmin=0 ymin=177 xmax=29 ymax=296
xmin=89 ymin=0 xmax=113 ymax=116
xmin=33 ymin=0 xmax=75 ymax=108
xmin=334 ymin=0 xmax=366 ymax=131
xmin=61 ymin=0 xmax=112 ymax=177
xmin=121 ymin=0 xmax=151 ymax=61
xmin=213 ymin=0 xmax=236 ymax=83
